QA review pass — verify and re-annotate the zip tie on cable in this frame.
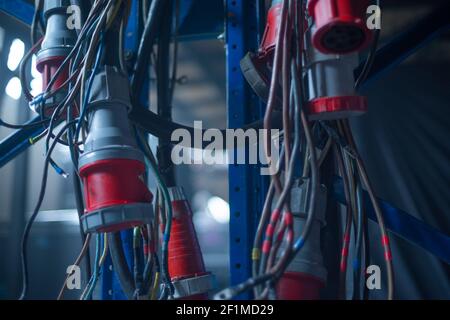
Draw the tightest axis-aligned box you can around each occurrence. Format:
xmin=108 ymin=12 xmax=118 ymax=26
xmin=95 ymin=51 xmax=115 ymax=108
xmin=163 ymin=234 xmax=170 ymax=242
xmin=29 ymin=93 xmax=46 ymax=110
xmin=252 ymin=248 xmax=260 ymax=261
xmin=51 ymin=162 xmax=69 ymax=178
xmin=381 ymin=235 xmax=393 ymax=261
xmin=294 ymin=237 xmax=304 ymax=251
xmin=340 ymin=233 xmax=351 ymax=272
xmin=353 ymin=258 xmax=361 ymax=271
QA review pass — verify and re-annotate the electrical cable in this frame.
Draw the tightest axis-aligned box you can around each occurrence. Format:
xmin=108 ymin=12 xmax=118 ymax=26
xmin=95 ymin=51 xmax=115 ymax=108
xmin=355 ymin=0 xmax=381 ymax=89
xmin=31 ymin=0 xmax=44 ymax=46
xmin=19 ymin=38 xmax=43 ymax=102
xmin=156 ymin=0 xmax=176 ymax=188
xmin=136 ymin=130 xmax=174 ymax=299
xmin=74 ymin=32 xmax=105 ymax=144
xmin=263 ymin=0 xmax=289 ymax=195
xmin=131 ymin=0 xmax=165 ymax=96
xmin=57 ymin=233 xmax=92 ymax=300
xmin=216 ymin=1 xmax=315 ymax=300
xmin=334 ymin=144 xmax=353 ymax=299
xmin=0 ymin=118 xmax=49 ymax=129
xmin=129 ymin=105 xmax=284 ymax=149
xmin=168 ymin=0 xmax=180 ymax=106
xmin=133 ymin=227 xmax=144 ymax=299
xmin=353 ymin=181 xmax=364 ymax=300
xmin=261 ymin=0 xmax=307 ymax=293
xmin=80 ymin=233 xmax=102 ymax=300
xmin=348 ymin=133 xmax=395 ymax=300
xmin=19 ymin=120 xmax=77 ymax=300
xmin=72 ymin=170 xmax=92 ymax=281
xmin=108 ymin=232 xmax=136 ymax=300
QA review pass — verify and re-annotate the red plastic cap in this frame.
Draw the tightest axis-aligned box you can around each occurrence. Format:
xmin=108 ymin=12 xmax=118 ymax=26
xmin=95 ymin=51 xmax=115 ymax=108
xmin=277 ymin=272 xmax=325 ymax=300
xmin=259 ymin=3 xmax=283 ymax=59
xmin=79 ymin=159 xmax=153 ymax=232
xmin=36 ymin=56 xmax=69 ymax=93
xmin=308 ymin=0 xmax=372 ymax=54
xmin=168 ymin=199 xmax=208 ymax=299
xmin=80 ymin=158 xmax=153 ymax=212
xmin=307 ymin=95 xmax=368 ymax=120
xmin=168 ymin=199 xmax=207 ymax=278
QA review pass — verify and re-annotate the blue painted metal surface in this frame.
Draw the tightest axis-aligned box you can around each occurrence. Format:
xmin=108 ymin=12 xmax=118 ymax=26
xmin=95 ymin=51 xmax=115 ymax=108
xmin=0 ymin=117 xmax=45 ymax=168
xmin=0 ymin=0 xmax=33 ymax=25
xmin=178 ymin=0 xmax=224 ymax=40
xmin=0 ymin=0 xmax=224 ymax=40
xmin=332 ymin=177 xmax=450 ymax=265
xmin=226 ymin=0 xmax=267 ymax=300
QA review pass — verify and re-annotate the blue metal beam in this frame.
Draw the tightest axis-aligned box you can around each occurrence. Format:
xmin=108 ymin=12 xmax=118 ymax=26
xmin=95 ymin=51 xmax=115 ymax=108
xmin=332 ymin=177 xmax=450 ymax=265
xmin=0 ymin=0 xmax=224 ymax=39
xmin=226 ymin=0 xmax=267 ymax=300
xmin=0 ymin=0 xmax=33 ymax=25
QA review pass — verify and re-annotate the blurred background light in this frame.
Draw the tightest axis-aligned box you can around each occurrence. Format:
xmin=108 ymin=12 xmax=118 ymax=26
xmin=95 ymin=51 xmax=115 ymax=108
xmin=7 ymin=38 xmax=24 ymax=71
xmin=5 ymin=77 xmax=22 ymax=100
xmin=207 ymin=196 xmax=230 ymax=224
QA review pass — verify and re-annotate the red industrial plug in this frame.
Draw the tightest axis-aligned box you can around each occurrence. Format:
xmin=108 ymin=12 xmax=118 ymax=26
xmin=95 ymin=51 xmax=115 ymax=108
xmin=276 ymin=180 xmax=327 ymax=300
xmin=307 ymin=96 xmax=368 ymax=121
xmin=239 ymin=0 xmax=284 ymax=104
xmin=79 ymin=159 xmax=153 ymax=233
xmin=308 ymin=0 xmax=372 ymax=54
xmin=167 ymin=187 xmax=214 ymax=299
xmin=78 ymin=66 xmax=154 ymax=234
xmin=34 ymin=0 xmax=76 ymax=115
xmin=259 ymin=0 xmax=283 ymax=61
xmin=36 ymin=56 xmax=69 ymax=97
xmin=277 ymin=272 xmax=324 ymax=300
xmin=305 ymin=26 xmax=368 ymax=120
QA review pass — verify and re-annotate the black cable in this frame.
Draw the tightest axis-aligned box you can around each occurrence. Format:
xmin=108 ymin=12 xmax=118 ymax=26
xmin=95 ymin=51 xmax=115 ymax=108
xmin=0 ymin=118 xmax=49 ymax=130
xmin=72 ymin=171 xmax=91 ymax=281
xmin=108 ymin=233 xmax=136 ymax=300
xmin=31 ymin=0 xmax=44 ymax=46
xmin=103 ymin=4 xmax=124 ymax=69
xmin=20 ymin=38 xmax=43 ymax=102
xmin=19 ymin=121 xmax=76 ymax=300
xmin=362 ymin=197 xmax=371 ymax=300
xmin=133 ymin=232 xmax=144 ymax=299
xmin=129 ymin=105 xmax=284 ymax=149
xmin=156 ymin=0 xmax=176 ymax=188
xmin=131 ymin=0 xmax=165 ymax=96
xmin=142 ymin=253 xmax=157 ymax=295
xmin=352 ymin=182 xmax=363 ymax=300
xmin=355 ymin=0 xmax=381 ymax=89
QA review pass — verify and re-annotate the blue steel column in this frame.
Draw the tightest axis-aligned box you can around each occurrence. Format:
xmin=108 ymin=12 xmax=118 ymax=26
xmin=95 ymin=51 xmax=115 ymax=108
xmin=226 ymin=0 xmax=267 ymax=299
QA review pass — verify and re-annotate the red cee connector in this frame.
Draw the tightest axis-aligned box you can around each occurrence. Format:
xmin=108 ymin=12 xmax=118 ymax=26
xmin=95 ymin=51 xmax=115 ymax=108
xmin=36 ymin=56 xmax=69 ymax=95
xmin=307 ymin=95 xmax=368 ymax=120
xmin=33 ymin=0 xmax=77 ymax=115
xmin=308 ymin=0 xmax=371 ymax=54
xmin=277 ymin=272 xmax=325 ymax=300
xmin=167 ymin=187 xmax=213 ymax=300
xmin=79 ymin=159 xmax=153 ymax=233
xmin=258 ymin=1 xmax=283 ymax=61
